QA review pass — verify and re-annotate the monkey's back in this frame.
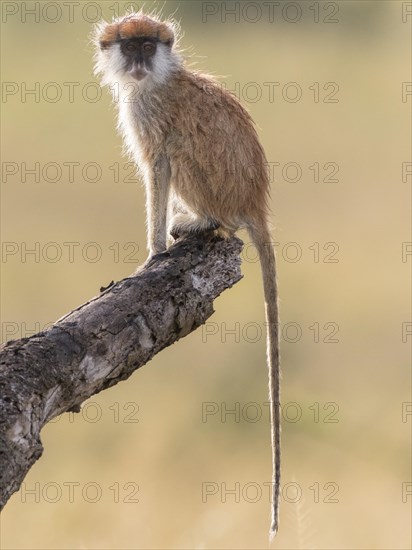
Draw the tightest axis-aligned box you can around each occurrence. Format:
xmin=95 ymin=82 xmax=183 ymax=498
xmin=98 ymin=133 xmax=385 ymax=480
xmin=169 ymin=70 xmax=270 ymax=230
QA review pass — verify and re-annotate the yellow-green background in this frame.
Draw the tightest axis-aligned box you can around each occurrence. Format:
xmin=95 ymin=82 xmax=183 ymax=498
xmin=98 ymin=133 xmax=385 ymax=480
xmin=1 ymin=1 xmax=410 ymax=548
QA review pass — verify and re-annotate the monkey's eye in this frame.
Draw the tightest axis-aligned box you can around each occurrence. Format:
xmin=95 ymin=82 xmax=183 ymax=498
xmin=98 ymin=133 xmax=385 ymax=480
xmin=142 ymin=42 xmax=156 ymax=56
xmin=123 ymin=42 xmax=137 ymax=54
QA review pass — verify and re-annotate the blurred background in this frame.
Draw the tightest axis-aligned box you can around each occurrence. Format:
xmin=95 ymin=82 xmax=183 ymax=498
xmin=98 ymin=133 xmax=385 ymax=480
xmin=1 ymin=1 xmax=411 ymax=548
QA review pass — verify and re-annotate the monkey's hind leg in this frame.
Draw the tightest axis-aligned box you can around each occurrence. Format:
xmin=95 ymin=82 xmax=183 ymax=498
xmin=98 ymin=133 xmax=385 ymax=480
xmin=168 ymin=194 xmax=219 ymax=239
xmin=169 ymin=212 xmax=220 ymax=240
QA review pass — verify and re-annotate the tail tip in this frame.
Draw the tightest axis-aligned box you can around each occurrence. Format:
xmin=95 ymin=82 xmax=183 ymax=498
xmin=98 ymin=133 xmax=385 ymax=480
xmin=269 ymin=520 xmax=278 ymax=542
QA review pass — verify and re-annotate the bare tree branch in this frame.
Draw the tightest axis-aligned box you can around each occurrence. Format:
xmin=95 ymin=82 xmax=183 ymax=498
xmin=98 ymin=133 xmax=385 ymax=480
xmin=0 ymin=233 xmax=243 ymax=510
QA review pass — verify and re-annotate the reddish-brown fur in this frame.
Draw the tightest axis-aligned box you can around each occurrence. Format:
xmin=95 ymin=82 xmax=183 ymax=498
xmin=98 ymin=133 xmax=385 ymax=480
xmin=99 ymin=15 xmax=174 ymax=47
xmin=132 ymin=68 xmax=270 ymax=234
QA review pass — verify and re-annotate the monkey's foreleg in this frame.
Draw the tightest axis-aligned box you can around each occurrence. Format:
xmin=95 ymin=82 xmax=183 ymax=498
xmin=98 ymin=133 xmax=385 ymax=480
xmin=146 ymin=155 xmax=171 ymax=256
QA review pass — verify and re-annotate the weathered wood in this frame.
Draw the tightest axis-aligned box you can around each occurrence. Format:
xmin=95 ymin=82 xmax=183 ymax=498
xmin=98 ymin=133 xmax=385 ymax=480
xmin=0 ymin=233 xmax=243 ymax=510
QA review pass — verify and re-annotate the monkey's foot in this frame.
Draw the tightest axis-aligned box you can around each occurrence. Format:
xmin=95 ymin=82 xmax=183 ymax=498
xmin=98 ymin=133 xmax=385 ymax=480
xmin=169 ymin=214 xmax=220 ymax=240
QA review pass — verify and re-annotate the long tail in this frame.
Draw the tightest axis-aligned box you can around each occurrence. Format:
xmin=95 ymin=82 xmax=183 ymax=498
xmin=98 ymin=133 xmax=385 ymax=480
xmin=248 ymin=222 xmax=281 ymax=539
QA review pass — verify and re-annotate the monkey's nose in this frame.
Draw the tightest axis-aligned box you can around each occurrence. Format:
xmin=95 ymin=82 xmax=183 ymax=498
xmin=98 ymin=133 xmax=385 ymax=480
xmin=129 ymin=64 xmax=148 ymax=81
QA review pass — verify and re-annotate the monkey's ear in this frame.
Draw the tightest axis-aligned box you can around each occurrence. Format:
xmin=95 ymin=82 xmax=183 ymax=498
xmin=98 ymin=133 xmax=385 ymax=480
xmin=95 ymin=21 xmax=120 ymax=51
xmin=99 ymin=40 xmax=112 ymax=50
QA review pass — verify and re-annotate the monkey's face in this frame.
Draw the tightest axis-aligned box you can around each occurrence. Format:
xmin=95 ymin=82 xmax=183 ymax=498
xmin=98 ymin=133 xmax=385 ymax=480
xmin=95 ymin=14 xmax=178 ymax=87
xmin=118 ymin=37 xmax=159 ymax=81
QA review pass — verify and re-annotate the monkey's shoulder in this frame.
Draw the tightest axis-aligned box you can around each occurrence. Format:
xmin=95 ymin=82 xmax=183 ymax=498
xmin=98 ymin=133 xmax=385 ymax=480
xmin=174 ymin=69 xmax=254 ymax=122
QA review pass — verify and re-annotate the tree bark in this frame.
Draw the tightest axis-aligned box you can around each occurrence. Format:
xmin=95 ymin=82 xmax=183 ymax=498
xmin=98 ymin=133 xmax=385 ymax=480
xmin=0 ymin=233 xmax=243 ymax=510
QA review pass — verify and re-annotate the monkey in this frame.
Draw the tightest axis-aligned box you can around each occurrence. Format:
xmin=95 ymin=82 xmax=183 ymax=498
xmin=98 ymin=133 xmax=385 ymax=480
xmin=93 ymin=11 xmax=281 ymax=538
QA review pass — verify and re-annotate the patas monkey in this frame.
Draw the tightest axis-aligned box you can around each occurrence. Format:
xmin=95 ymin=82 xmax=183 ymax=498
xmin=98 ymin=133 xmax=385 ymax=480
xmin=94 ymin=12 xmax=281 ymax=537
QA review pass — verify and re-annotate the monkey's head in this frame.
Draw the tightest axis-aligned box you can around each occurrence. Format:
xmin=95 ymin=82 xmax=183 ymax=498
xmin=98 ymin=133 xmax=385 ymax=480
xmin=94 ymin=13 xmax=181 ymax=87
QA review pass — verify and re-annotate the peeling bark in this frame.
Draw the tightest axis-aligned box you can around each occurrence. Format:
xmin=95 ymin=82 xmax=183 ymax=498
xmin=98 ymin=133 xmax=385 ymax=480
xmin=0 ymin=233 xmax=243 ymax=510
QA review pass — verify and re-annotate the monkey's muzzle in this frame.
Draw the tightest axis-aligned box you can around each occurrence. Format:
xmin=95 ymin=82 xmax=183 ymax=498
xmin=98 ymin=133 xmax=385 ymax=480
xmin=129 ymin=63 xmax=148 ymax=81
